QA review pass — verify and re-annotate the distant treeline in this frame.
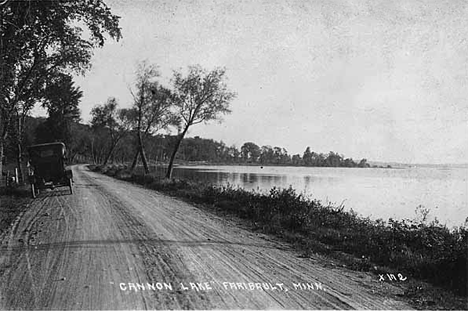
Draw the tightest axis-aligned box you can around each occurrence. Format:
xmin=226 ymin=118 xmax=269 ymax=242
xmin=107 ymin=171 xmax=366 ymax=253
xmin=3 ymin=117 xmax=371 ymax=169
xmin=175 ymin=139 xmax=371 ymax=168
xmin=87 ymin=130 xmax=371 ymax=168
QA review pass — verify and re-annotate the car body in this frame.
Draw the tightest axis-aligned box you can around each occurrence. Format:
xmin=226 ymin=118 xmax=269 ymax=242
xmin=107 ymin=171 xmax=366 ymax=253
xmin=28 ymin=142 xmax=73 ymax=198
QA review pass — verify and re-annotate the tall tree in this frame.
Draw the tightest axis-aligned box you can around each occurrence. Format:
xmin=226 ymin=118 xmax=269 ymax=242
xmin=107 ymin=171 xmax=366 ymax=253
xmin=129 ymin=61 xmax=175 ymax=173
xmin=165 ymin=66 xmax=236 ymax=178
xmin=0 ymin=0 xmax=121 ymax=177
xmin=35 ymin=73 xmax=82 ymax=146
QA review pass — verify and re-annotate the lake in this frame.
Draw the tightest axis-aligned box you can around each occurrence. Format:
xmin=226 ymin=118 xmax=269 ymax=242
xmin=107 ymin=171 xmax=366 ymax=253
xmin=166 ymin=165 xmax=467 ymax=228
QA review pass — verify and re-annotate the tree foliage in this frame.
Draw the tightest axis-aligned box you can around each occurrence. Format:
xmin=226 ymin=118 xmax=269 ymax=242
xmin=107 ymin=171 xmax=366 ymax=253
xmin=128 ymin=61 xmax=176 ymax=173
xmin=35 ymin=73 xmax=82 ymax=147
xmin=241 ymin=142 xmax=261 ymax=162
xmin=0 ymin=0 xmax=121 ymax=176
xmin=166 ymin=65 xmax=236 ymax=178
xmin=91 ymin=97 xmax=133 ymax=165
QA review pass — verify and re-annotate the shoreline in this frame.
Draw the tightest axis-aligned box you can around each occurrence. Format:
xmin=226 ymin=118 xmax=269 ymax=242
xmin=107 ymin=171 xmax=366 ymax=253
xmin=141 ymin=162 xmax=466 ymax=229
xmin=92 ymin=164 xmax=467 ymax=308
xmin=155 ymin=161 xmax=399 ymax=169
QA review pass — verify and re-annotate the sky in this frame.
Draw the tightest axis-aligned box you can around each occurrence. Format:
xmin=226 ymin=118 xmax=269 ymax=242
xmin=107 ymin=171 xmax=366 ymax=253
xmin=38 ymin=0 xmax=468 ymax=164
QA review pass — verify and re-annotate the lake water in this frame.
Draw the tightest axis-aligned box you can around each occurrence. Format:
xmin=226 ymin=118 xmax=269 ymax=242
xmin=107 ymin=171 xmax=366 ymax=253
xmin=167 ymin=165 xmax=467 ymax=228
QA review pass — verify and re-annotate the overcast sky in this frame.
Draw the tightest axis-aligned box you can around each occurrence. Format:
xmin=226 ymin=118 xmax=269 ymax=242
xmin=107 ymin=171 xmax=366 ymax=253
xmin=52 ymin=0 xmax=468 ymax=164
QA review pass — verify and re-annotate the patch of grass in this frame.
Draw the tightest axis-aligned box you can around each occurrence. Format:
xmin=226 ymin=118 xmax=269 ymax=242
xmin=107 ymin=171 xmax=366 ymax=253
xmin=95 ymin=164 xmax=468 ymax=298
xmin=0 ymin=186 xmax=32 ymax=236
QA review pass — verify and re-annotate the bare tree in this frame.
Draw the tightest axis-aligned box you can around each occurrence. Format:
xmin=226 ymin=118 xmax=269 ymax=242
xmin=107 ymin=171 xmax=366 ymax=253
xmin=165 ymin=65 xmax=236 ymax=178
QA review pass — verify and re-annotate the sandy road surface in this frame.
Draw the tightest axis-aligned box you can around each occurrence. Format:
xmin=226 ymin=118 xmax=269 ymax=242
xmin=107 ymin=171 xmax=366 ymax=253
xmin=0 ymin=165 xmax=412 ymax=309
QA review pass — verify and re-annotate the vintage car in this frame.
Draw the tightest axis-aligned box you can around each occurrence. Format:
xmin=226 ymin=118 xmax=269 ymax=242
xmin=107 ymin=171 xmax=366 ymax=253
xmin=27 ymin=142 xmax=73 ymax=198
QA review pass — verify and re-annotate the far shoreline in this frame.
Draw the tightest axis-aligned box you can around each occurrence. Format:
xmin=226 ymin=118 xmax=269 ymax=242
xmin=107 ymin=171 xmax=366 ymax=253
xmin=159 ymin=161 xmax=468 ymax=170
xmin=159 ymin=161 xmax=400 ymax=169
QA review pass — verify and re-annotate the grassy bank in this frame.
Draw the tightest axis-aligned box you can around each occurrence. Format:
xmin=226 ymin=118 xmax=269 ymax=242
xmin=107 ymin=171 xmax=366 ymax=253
xmin=93 ymin=164 xmax=468 ymax=301
xmin=0 ymin=186 xmax=32 ymax=237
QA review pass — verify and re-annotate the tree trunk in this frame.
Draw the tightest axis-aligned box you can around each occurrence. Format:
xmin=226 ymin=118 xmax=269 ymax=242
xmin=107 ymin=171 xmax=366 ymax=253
xmin=165 ymin=127 xmax=189 ymax=179
xmin=91 ymin=139 xmax=95 ymax=164
xmin=130 ymin=149 xmax=139 ymax=171
xmin=140 ymin=145 xmax=149 ymax=174
xmin=103 ymin=141 xmax=118 ymax=166
xmin=16 ymin=142 xmax=23 ymax=184
xmin=15 ymin=114 xmax=24 ymax=184
xmin=0 ymin=114 xmax=9 ymax=186
xmin=0 ymin=141 xmax=4 ymax=187
xmin=0 ymin=123 xmax=8 ymax=186
xmin=139 ymin=132 xmax=149 ymax=174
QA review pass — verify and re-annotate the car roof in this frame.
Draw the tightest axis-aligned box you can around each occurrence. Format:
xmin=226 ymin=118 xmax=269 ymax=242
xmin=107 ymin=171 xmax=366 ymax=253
xmin=28 ymin=142 xmax=66 ymax=149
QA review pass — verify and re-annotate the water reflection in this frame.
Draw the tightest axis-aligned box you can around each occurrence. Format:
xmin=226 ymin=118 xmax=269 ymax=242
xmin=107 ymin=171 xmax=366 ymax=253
xmin=170 ymin=167 xmax=362 ymax=194
xmin=162 ymin=165 xmax=468 ymax=228
xmin=170 ymin=168 xmax=295 ymax=191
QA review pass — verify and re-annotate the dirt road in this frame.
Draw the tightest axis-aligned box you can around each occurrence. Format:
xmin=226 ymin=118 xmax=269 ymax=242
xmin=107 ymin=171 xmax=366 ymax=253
xmin=0 ymin=165 xmax=411 ymax=309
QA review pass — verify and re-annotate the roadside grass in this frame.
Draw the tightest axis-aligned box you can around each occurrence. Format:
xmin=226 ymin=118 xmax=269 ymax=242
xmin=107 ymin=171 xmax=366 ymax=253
xmin=93 ymin=164 xmax=468 ymax=304
xmin=0 ymin=186 xmax=32 ymax=237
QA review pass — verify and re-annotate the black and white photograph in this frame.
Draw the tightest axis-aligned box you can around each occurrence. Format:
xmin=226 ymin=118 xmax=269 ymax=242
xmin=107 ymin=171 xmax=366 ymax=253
xmin=0 ymin=0 xmax=467 ymax=309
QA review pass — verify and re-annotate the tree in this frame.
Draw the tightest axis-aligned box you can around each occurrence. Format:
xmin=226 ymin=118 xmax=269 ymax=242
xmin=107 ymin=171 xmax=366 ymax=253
xmin=325 ymin=151 xmax=343 ymax=167
xmin=343 ymin=157 xmax=356 ymax=167
xmin=67 ymin=122 xmax=93 ymax=163
xmin=89 ymin=126 xmax=108 ymax=164
xmin=260 ymin=145 xmax=274 ymax=164
xmin=280 ymin=147 xmax=291 ymax=165
xmin=91 ymin=97 xmax=133 ymax=165
xmin=0 ymin=0 xmax=121 ymax=177
xmin=35 ymin=73 xmax=82 ymax=146
xmin=129 ymin=61 xmax=175 ymax=173
xmin=303 ymin=147 xmax=312 ymax=166
xmin=165 ymin=66 xmax=236 ymax=178
xmin=226 ymin=144 xmax=240 ymax=163
xmin=358 ymin=158 xmax=370 ymax=168
xmin=240 ymin=142 xmax=260 ymax=163
xmin=291 ymin=154 xmax=302 ymax=165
